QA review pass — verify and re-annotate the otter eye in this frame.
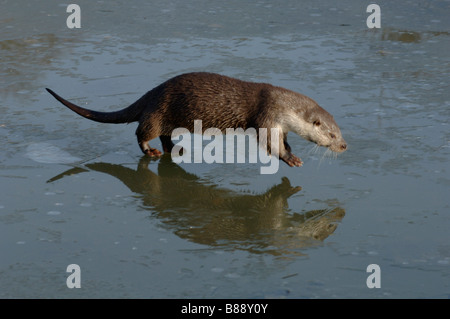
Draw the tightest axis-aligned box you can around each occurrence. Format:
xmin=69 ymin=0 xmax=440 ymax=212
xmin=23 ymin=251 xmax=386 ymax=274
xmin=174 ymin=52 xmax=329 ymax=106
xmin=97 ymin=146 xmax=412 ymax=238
xmin=330 ymin=133 xmax=336 ymax=139
xmin=313 ymin=120 xmax=321 ymax=126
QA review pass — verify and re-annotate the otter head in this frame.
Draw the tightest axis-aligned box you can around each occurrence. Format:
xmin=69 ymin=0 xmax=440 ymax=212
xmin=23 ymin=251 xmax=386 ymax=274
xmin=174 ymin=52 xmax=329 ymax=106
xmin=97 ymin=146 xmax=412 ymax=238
xmin=305 ymin=106 xmax=347 ymax=153
xmin=272 ymin=89 xmax=347 ymax=153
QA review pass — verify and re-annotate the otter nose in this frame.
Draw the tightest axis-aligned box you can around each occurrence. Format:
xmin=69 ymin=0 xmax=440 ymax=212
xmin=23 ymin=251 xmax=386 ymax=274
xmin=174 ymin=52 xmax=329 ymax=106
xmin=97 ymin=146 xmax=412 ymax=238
xmin=341 ymin=143 xmax=347 ymax=151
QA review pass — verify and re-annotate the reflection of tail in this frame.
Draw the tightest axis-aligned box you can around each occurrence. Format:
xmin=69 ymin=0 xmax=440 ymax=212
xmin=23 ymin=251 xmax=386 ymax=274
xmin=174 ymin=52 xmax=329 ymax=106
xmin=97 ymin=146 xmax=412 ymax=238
xmin=46 ymin=167 xmax=89 ymax=183
xmin=46 ymin=88 xmax=143 ymax=124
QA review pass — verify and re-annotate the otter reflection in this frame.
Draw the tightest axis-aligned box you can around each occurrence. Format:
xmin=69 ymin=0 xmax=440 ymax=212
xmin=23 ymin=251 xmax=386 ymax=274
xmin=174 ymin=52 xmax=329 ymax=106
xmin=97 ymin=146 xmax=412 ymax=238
xmin=49 ymin=156 xmax=345 ymax=255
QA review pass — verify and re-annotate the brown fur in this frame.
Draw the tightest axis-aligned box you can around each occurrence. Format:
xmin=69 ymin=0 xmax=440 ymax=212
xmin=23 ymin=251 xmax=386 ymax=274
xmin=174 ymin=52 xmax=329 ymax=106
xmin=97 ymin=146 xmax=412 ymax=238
xmin=46 ymin=72 xmax=347 ymax=166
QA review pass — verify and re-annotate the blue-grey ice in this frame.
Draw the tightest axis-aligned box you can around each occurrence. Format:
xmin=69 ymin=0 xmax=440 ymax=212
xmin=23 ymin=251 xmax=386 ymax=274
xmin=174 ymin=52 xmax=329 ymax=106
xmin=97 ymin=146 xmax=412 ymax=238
xmin=26 ymin=142 xmax=81 ymax=164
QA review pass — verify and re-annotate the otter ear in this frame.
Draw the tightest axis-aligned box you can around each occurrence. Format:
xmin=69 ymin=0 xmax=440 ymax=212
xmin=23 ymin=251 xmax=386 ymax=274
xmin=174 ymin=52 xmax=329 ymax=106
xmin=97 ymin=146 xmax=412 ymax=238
xmin=313 ymin=120 xmax=321 ymax=126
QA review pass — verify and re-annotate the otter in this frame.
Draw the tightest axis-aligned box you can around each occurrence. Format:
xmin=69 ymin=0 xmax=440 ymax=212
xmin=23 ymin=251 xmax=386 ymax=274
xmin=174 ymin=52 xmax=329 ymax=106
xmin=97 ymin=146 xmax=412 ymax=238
xmin=46 ymin=72 xmax=346 ymax=167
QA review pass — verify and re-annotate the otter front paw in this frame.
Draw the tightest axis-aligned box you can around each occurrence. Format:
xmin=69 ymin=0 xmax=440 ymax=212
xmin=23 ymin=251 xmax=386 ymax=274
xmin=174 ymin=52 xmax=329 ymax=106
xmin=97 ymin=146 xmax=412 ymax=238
xmin=282 ymin=153 xmax=303 ymax=167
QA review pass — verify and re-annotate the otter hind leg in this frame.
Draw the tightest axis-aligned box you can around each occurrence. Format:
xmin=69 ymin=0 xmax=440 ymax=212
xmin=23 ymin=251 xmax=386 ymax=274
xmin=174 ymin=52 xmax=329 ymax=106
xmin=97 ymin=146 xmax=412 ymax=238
xmin=160 ymin=135 xmax=185 ymax=156
xmin=138 ymin=141 xmax=162 ymax=157
xmin=159 ymin=135 xmax=174 ymax=153
xmin=136 ymin=125 xmax=162 ymax=158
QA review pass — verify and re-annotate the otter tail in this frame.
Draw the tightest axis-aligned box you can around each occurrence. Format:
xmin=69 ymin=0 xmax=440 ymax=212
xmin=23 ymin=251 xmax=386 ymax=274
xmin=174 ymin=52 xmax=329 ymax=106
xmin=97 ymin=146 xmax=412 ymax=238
xmin=46 ymin=88 xmax=141 ymax=124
